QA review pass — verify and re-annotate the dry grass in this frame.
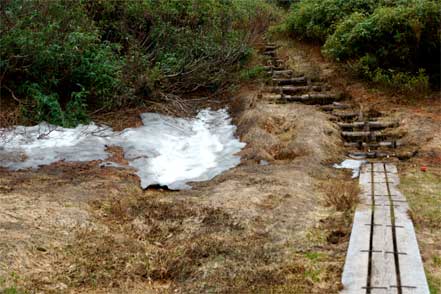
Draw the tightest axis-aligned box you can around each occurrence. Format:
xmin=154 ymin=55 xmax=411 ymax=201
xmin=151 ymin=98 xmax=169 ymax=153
xmin=321 ymin=180 xmax=360 ymax=212
xmin=12 ymin=185 xmax=351 ymax=294
xmin=399 ymin=166 xmax=441 ymax=293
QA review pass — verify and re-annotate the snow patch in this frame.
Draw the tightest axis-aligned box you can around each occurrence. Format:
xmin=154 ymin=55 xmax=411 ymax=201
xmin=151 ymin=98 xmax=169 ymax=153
xmin=333 ymin=159 xmax=366 ymax=178
xmin=0 ymin=109 xmax=245 ymax=190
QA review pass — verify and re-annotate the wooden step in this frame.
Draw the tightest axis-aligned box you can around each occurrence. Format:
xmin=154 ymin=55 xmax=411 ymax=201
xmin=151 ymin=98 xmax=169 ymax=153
xmin=331 ymin=112 xmax=360 ymax=121
xmin=263 ymin=51 xmax=276 ymax=57
xmin=264 ymin=45 xmax=278 ymax=51
xmin=348 ymin=151 xmax=393 ymax=158
xmin=342 ymin=130 xmax=401 ymax=142
xmin=344 ymin=141 xmax=401 ymax=148
xmin=271 ymin=70 xmax=293 ymax=77
xmin=280 ymin=93 xmax=341 ymax=105
xmin=272 ymin=77 xmax=307 ymax=86
xmin=337 ymin=121 xmax=399 ymax=130
xmin=320 ymin=102 xmax=351 ymax=112
xmin=269 ymin=85 xmax=315 ymax=95
xmin=347 ymin=150 xmax=417 ymax=159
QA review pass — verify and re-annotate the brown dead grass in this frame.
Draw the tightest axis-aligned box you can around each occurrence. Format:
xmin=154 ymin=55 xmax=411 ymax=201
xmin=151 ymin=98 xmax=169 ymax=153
xmin=4 ymin=171 xmax=353 ymax=294
xmin=399 ymin=165 xmax=441 ymax=293
xmin=321 ymin=180 xmax=360 ymax=212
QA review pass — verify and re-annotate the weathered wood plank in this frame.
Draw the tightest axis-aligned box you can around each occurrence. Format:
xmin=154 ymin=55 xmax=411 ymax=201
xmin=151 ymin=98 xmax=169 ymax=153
xmin=341 ymin=163 xmax=372 ymax=293
xmin=385 ymin=164 xmax=430 ymax=294
xmin=370 ymin=166 xmax=398 ymax=293
xmin=341 ymin=162 xmax=429 ymax=294
xmin=341 ymin=208 xmax=372 ymax=294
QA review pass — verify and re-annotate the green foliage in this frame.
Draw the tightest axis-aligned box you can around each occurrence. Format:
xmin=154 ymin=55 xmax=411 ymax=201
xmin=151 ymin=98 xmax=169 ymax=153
xmin=285 ymin=0 xmax=379 ymax=42
xmin=83 ymin=0 xmax=279 ymax=95
xmin=1 ymin=0 xmax=279 ymax=126
xmin=1 ymin=287 xmax=26 ymax=294
xmin=324 ymin=2 xmax=441 ymax=73
xmin=239 ymin=65 xmax=267 ymax=81
xmin=284 ymin=0 xmax=441 ymax=90
xmin=20 ymin=84 xmax=90 ymax=127
xmin=351 ymin=59 xmax=430 ymax=94
xmin=1 ymin=0 xmax=123 ymax=126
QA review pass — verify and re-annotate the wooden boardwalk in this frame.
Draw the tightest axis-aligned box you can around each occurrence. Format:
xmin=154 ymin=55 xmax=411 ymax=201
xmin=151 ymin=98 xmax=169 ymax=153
xmin=341 ymin=162 xmax=429 ymax=294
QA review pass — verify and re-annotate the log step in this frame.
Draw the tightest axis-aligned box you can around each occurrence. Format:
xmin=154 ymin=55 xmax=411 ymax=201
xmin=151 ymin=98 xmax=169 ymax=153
xmin=348 ymin=151 xmax=395 ymax=159
xmin=266 ymin=67 xmax=285 ymax=72
xmin=342 ymin=131 xmax=383 ymax=138
xmin=331 ymin=112 xmax=360 ymax=121
xmin=272 ymin=77 xmax=307 ymax=86
xmin=319 ymin=102 xmax=351 ymax=112
xmin=268 ymin=86 xmax=306 ymax=94
xmin=280 ymin=93 xmax=341 ymax=105
xmin=341 ymin=131 xmax=400 ymax=142
xmin=337 ymin=121 xmax=399 ymax=130
xmin=344 ymin=141 xmax=401 ymax=148
xmin=261 ymin=94 xmax=282 ymax=101
xmin=265 ymin=45 xmax=278 ymax=51
xmin=269 ymin=85 xmax=317 ymax=95
xmin=348 ymin=150 xmax=416 ymax=159
xmin=283 ymin=86 xmax=323 ymax=95
xmin=263 ymin=51 xmax=276 ymax=57
xmin=271 ymin=70 xmax=293 ymax=77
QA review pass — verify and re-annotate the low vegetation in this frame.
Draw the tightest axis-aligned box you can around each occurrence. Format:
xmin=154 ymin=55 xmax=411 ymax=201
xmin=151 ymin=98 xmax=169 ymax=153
xmin=400 ymin=167 xmax=441 ymax=293
xmin=282 ymin=0 xmax=441 ymax=91
xmin=2 ymin=181 xmax=355 ymax=293
xmin=322 ymin=181 xmax=359 ymax=212
xmin=0 ymin=0 xmax=280 ymax=127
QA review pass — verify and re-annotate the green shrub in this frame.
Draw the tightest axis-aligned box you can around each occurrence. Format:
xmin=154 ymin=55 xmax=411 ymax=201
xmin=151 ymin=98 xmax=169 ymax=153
xmin=1 ymin=0 xmax=279 ymax=126
xmin=351 ymin=58 xmax=430 ymax=94
xmin=283 ymin=0 xmax=440 ymax=90
xmin=0 ymin=0 xmax=123 ymax=126
xmin=284 ymin=0 xmax=379 ymax=42
xmin=324 ymin=2 xmax=441 ymax=70
xmin=239 ymin=65 xmax=267 ymax=81
xmin=84 ymin=0 xmax=279 ymax=95
xmin=323 ymin=1 xmax=441 ymax=87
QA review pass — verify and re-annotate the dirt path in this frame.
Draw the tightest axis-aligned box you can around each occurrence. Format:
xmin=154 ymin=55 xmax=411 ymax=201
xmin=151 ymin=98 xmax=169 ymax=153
xmin=1 ymin=39 xmax=440 ymax=294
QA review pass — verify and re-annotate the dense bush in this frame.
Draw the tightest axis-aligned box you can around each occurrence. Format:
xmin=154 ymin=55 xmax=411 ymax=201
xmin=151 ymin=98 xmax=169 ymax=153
xmin=284 ymin=0 xmax=379 ymax=42
xmin=0 ymin=1 xmax=123 ymax=126
xmin=323 ymin=2 xmax=441 ymax=86
xmin=284 ymin=0 xmax=441 ymax=90
xmin=0 ymin=0 xmax=280 ymax=126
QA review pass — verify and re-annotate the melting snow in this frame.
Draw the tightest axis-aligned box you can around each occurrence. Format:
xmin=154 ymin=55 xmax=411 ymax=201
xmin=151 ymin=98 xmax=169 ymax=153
xmin=0 ymin=109 xmax=245 ymax=190
xmin=333 ymin=159 xmax=366 ymax=178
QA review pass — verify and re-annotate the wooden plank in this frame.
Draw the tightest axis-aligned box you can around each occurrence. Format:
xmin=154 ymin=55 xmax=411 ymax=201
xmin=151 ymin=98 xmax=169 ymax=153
xmin=370 ymin=167 xmax=398 ymax=294
xmin=385 ymin=164 xmax=430 ymax=294
xmin=341 ymin=208 xmax=372 ymax=294
xmin=394 ymin=209 xmax=430 ymax=294
xmin=341 ymin=163 xmax=371 ymax=293
xmin=341 ymin=162 xmax=429 ymax=294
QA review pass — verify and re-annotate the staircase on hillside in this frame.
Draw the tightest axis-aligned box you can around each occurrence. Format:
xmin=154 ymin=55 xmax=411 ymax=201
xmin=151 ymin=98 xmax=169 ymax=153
xmin=259 ymin=42 xmax=416 ymax=161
